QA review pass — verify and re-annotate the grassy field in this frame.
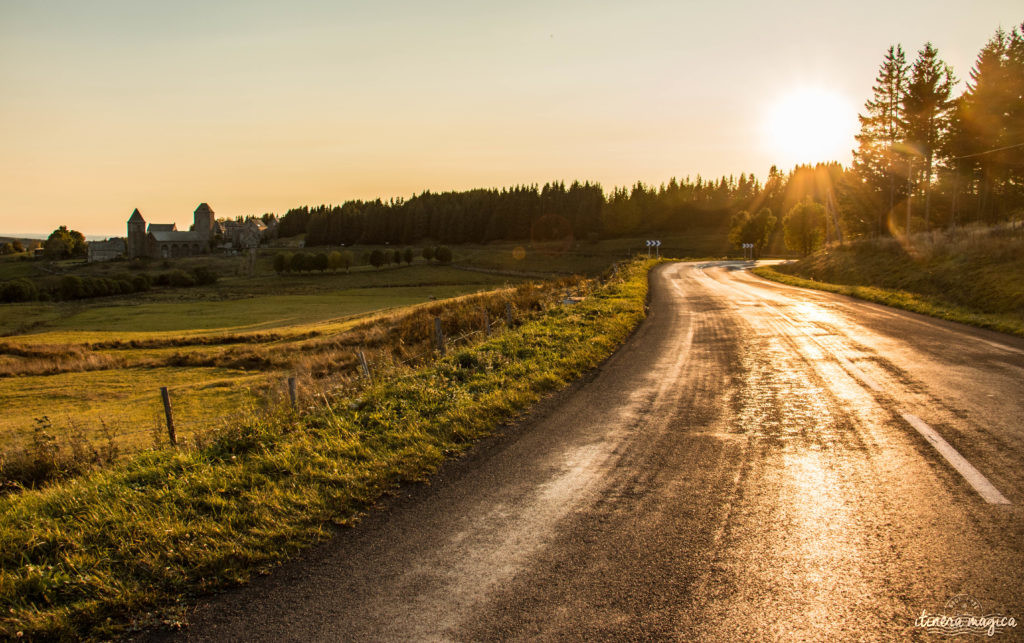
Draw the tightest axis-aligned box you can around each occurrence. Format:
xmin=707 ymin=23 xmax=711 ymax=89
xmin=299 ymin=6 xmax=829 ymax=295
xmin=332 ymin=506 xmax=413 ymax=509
xmin=0 ymin=258 xmax=654 ymax=640
xmin=0 ymin=264 xmax=525 ymax=456
xmin=756 ymin=227 xmax=1024 ymax=337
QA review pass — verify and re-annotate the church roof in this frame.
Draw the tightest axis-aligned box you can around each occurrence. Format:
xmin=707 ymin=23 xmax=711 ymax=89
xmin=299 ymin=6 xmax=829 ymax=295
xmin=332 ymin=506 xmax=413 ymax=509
xmin=150 ymin=230 xmax=205 ymax=243
xmin=90 ymin=238 xmax=126 ymax=251
xmin=128 ymin=208 xmax=144 ymax=223
xmin=147 ymin=223 xmax=177 ymax=233
xmin=194 ymin=203 xmax=214 ymax=215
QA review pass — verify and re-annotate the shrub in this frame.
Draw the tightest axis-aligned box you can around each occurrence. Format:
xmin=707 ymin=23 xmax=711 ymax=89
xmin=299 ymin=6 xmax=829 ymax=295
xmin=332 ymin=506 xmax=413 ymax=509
xmin=369 ymin=249 xmax=385 ymax=269
xmin=292 ymin=252 xmax=311 ymax=272
xmin=422 ymin=246 xmax=435 ymax=263
xmin=131 ymin=274 xmax=151 ymax=291
xmin=190 ymin=266 xmax=219 ymax=285
xmin=0 ymin=278 xmax=38 ymax=302
xmin=274 ymin=252 xmax=293 ymax=273
xmin=59 ymin=275 xmax=85 ymax=299
xmin=167 ymin=269 xmax=195 ymax=288
xmin=313 ymin=252 xmax=329 ymax=272
xmin=435 ymin=246 xmax=453 ymax=264
xmin=327 ymin=251 xmax=342 ymax=271
xmin=403 ymin=248 xmax=414 ymax=264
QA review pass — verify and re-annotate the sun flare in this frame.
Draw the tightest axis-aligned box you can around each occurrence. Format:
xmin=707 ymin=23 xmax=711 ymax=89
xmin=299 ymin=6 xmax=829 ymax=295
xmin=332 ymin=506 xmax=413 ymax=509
xmin=763 ymin=87 xmax=858 ymax=166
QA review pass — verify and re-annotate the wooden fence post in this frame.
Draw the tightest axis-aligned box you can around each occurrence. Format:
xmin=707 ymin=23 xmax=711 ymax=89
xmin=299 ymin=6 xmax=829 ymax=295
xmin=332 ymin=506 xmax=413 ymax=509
xmin=288 ymin=377 xmax=297 ymax=408
xmin=434 ymin=317 xmax=446 ymax=356
xmin=357 ymin=350 xmax=372 ymax=380
xmin=160 ymin=386 xmax=177 ymax=446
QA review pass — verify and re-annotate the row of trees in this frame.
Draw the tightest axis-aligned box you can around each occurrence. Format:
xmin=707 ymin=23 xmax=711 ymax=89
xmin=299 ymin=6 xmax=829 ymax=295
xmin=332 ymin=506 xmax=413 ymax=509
xmin=0 ymin=241 xmax=26 ymax=255
xmin=276 ymin=176 xmax=766 ymax=248
xmin=853 ymin=23 xmax=1024 ymax=234
xmin=0 ymin=267 xmax=219 ymax=303
xmin=272 ymin=246 xmax=453 ymax=274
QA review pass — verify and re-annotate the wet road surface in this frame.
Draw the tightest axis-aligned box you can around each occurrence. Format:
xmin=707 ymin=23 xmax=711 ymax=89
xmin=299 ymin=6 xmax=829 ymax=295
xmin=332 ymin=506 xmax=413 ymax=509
xmin=160 ymin=261 xmax=1024 ymax=641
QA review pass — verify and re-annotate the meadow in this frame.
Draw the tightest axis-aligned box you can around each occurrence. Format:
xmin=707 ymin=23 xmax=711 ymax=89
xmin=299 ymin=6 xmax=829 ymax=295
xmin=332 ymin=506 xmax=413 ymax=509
xmin=0 ymin=259 xmax=528 ymax=461
xmin=0 ymin=232 xmax=718 ymax=463
xmin=0 ymin=258 xmax=653 ymax=639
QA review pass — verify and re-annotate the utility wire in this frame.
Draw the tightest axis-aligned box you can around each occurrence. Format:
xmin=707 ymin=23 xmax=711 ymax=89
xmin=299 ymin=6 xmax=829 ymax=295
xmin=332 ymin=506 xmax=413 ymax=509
xmin=947 ymin=141 xmax=1024 ymax=161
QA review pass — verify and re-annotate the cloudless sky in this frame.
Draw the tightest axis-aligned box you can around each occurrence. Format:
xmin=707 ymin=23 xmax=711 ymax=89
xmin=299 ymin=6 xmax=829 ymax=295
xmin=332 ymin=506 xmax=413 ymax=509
xmin=1 ymin=0 xmax=1020 ymax=236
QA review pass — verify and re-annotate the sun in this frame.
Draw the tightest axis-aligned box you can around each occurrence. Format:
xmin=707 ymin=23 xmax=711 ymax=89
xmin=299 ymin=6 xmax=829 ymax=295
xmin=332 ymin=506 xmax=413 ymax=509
xmin=763 ymin=87 xmax=858 ymax=167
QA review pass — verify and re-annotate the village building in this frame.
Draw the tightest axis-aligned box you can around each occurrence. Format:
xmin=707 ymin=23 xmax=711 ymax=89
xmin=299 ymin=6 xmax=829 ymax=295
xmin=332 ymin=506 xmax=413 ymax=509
xmin=86 ymin=238 xmax=126 ymax=263
xmin=127 ymin=203 xmax=215 ymax=259
xmin=79 ymin=204 xmax=282 ymax=262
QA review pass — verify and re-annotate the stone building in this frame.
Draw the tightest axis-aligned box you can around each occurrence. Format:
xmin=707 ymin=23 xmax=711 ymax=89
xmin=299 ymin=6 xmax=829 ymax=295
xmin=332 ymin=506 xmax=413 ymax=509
xmin=127 ymin=203 xmax=215 ymax=259
xmin=87 ymin=238 xmax=126 ymax=263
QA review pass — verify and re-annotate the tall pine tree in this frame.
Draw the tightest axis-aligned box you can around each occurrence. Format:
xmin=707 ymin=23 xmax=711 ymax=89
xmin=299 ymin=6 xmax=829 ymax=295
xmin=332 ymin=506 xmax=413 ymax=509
xmin=904 ymin=42 xmax=956 ymax=230
xmin=853 ymin=45 xmax=909 ymax=235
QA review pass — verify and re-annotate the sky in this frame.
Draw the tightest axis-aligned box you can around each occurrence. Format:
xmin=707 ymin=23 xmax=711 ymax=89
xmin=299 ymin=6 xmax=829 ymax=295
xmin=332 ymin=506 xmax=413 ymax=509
xmin=1 ymin=1 xmax=1021 ymax=236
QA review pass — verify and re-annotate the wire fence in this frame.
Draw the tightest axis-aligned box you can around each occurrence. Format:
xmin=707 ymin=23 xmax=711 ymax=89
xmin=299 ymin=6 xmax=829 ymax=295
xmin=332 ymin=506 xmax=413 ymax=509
xmin=1 ymin=267 xmax=622 ymax=471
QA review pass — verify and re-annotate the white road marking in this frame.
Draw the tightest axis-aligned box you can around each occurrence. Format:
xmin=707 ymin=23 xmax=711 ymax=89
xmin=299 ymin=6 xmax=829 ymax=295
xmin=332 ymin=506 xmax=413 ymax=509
xmin=743 ymin=291 xmax=1013 ymax=506
xmin=899 ymin=412 xmax=1011 ymax=505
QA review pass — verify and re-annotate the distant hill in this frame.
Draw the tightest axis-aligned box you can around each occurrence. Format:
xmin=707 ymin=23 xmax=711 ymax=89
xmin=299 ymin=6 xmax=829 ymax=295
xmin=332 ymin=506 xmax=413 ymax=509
xmin=0 ymin=235 xmax=42 ymax=247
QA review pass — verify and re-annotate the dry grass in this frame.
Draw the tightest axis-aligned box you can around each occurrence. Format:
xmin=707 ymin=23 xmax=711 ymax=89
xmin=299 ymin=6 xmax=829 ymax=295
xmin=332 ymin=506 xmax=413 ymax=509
xmin=0 ymin=277 xmax=583 ymax=489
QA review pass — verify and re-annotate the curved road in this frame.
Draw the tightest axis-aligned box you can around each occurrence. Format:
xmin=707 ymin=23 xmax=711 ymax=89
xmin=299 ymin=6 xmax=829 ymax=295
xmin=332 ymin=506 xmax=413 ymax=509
xmin=161 ymin=261 xmax=1024 ymax=641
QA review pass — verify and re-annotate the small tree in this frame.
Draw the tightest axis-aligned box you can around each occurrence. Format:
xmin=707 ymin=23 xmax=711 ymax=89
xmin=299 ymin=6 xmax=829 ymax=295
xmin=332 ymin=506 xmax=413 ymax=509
xmin=422 ymin=246 xmax=435 ymax=263
xmin=0 ymin=243 xmax=13 ymax=255
xmin=11 ymin=241 xmax=24 ymax=253
xmin=369 ymin=249 xmax=385 ymax=269
xmin=292 ymin=252 xmax=310 ymax=272
xmin=313 ymin=252 xmax=329 ymax=272
xmin=328 ymin=251 xmax=342 ymax=271
xmin=391 ymin=249 xmax=401 ymax=265
xmin=435 ymin=246 xmax=453 ymax=264
xmin=729 ymin=208 xmax=776 ymax=258
xmin=784 ymin=200 xmax=826 ymax=256
xmin=273 ymin=252 xmax=292 ymax=273
xmin=340 ymin=250 xmax=353 ymax=273
xmin=403 ymin=247 xmax=414 ymax=264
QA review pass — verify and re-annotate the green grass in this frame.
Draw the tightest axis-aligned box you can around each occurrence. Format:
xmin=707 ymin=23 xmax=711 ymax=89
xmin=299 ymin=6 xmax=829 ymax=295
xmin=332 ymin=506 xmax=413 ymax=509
xmin=0 ymin=367 xmax=264 ymax=451
xmin=450 ymin=230 xmax=733 ymax=275
xmin=0 ymin=258 xmax=655 ymax=640
xmin=8 ymin=285 xmax=502 ymax=343
xmin=754 ymin=262 xmax=1024 ymax=338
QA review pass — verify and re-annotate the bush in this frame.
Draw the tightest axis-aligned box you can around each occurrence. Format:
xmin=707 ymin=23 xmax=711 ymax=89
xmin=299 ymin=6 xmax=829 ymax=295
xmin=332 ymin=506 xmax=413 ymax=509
xmin=131 ymin=274 xmax=151 ymax=291
xmin=190 ymin=266 xmax=219 ymax=285
xmin=422 ymin=246 xmax=435 ymax=263
xmin=369 ymin=249 xmax=385 ymax=269
xmin=58 ymin=275 xmax=85 ymax=299
xmin=292 ymin=252 xmax=311 ymax=272
xmin=167 ymin=269 xmax=195 ymax=288
xmin=0 ymin=278 xmax=38 ymax=302
xmin=313 ymin=252 xmax=329 ymax=272
xmin=273 ymin=252 xmax=292 ymax=273
xmin=435 ymin=246 xmax=453 ymax=264
xmin=403 ymin=248 xmax=414 ymax=264
xmin=327 ymin=251 xmax=342 ymax=271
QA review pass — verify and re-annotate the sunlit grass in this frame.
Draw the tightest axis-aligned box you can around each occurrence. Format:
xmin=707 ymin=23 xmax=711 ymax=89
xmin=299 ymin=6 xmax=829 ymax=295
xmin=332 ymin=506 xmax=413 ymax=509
xmin=0 ymin=259 xmax=654 ymax=640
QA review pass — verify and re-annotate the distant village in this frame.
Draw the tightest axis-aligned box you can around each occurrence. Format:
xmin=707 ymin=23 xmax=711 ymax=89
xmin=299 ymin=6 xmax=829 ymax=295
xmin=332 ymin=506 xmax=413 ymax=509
xmin=87 ymin=203 xmax=279 ymax=263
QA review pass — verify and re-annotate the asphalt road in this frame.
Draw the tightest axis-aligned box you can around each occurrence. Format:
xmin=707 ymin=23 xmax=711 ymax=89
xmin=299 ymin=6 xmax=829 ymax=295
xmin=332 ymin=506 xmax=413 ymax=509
xmin=158 ymin=261 xmax=1024 ymax=641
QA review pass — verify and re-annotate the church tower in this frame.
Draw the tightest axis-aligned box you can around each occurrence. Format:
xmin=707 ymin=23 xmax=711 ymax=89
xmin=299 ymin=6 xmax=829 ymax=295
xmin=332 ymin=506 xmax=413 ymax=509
xmin=127 ymin=208 xmax=146 ymax=258
xmin=192 ymin=203 xmax=214 ymax=243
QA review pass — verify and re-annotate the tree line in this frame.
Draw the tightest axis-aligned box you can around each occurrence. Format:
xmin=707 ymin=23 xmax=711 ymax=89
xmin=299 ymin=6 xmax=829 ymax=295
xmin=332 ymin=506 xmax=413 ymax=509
xmin=851 ymin=22 xmax=1024 ymax=235
xmin=276 ymin=176 xmax=767 ymax=248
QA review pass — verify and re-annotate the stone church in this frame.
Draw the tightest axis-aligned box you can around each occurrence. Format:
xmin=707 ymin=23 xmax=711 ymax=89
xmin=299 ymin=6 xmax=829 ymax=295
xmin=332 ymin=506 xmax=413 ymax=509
xmin=127 ymin=203 xmax=215 ymax=259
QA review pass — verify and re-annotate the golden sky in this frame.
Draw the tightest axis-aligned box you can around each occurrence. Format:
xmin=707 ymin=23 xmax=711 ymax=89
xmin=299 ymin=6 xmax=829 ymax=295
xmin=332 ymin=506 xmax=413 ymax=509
xmin=1 ymin=0 xmax=1020 ymax=236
